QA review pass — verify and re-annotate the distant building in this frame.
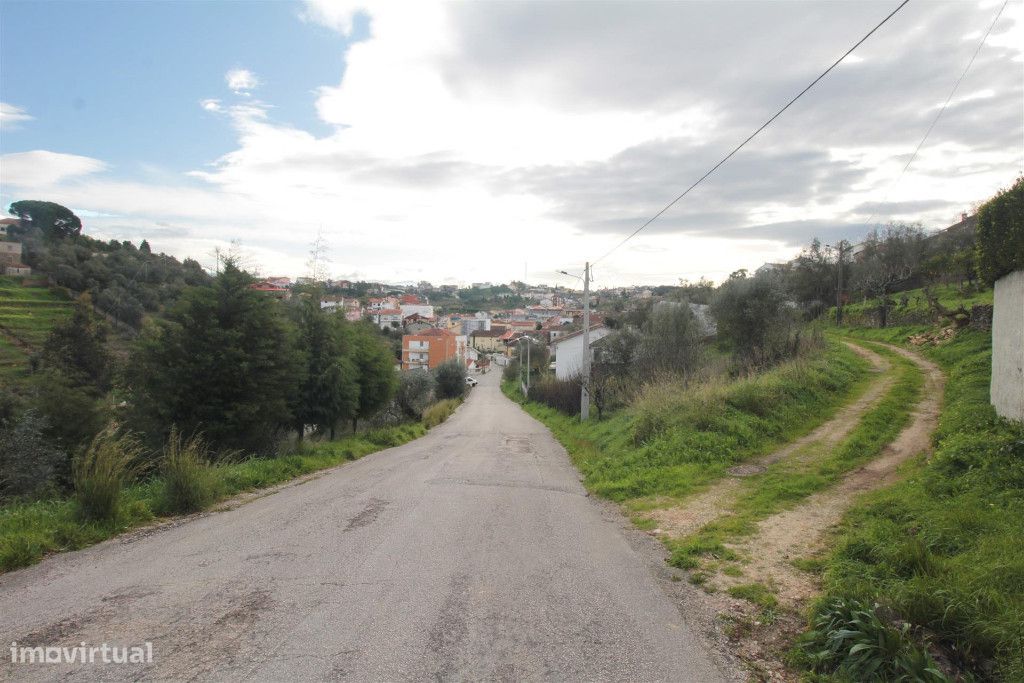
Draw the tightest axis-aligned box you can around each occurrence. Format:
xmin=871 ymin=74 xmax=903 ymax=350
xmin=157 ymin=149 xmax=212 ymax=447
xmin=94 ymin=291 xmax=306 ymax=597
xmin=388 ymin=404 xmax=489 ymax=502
xmin=400 ymin=303 xmax=434 ymax=319
xmin=402 ymin=329 xmax=462 ymax=370
xmin=249 ymin=281 xmax=290 ymax=300
xmin=372 ymin=308 xmax=403 ymax=330
xmin=470 ymin=328 xmax=505 ymax=353
xmin=320 ymin=295 xmax=346 ymax=312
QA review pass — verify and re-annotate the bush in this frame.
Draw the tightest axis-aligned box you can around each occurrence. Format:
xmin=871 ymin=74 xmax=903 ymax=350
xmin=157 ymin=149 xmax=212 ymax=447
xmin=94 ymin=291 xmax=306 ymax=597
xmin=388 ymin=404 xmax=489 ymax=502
xmin=0 ymin=409 xmax=67 ymax=500
xmin=976 ymin=176 xmax=1023 ymax=285
xmin=397 ymin=369 xmax=436 ymax=419
xmin=73 ymin=426 xmax=144 ymax=522
xmin=711 ymin=274 xmax=802 ymax=367
xmin=160 ymin=429 xmax=222 ymax=514
xmin=422 ymin=399 xmax=460 ymax=428
xmin=797 ymin=598 xmax=946 ymax=682
xmin=530 ymin=376 xmax=581 ymax=415
xmin=434 ymin=359 xmax=467 ymax=400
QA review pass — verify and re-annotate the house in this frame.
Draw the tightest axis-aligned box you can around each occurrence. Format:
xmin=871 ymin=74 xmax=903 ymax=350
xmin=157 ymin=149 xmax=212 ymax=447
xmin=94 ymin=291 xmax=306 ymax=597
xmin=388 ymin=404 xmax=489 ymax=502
xmin=0 ymin=240 xmax=23 ymax=266
xmin=4 ymin=263 xmax=31 ymax=277
xmin=320 ymin=295 xmax=346 ymax=312
xmin=402 ymin=328 xmax=466 ymax=370
xmin=461 ymin=316 xmax=491 ymax=335
xmin=550 ymin=325 xmax=611 ymax=380
xmin=470 ymin=328 xmax=505 ymax=353
xmin=249 ymin=281 xmax=290 ymax=300
xmin=403 ymin=313 xmax=434 ymax=334
xmin=372 ymin=308 xmax=403 ymax=330
xmin=755 ymin=262 xmax=788 ymax=276
xmin=400 ymin=302 xmax=435 ymax=319
xmin=0 ymin=217 xmax=18 ymax=237
xmin=266 ymin=276 xmax=292 ymax=288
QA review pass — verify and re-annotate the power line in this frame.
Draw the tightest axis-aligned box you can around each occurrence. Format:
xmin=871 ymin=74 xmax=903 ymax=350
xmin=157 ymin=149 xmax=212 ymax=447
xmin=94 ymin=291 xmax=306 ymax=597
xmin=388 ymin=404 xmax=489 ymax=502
xmin=591 ymin=0 xmax=911 ymax=265
xmin=861 ymin=0 xmax=1010 ymax=229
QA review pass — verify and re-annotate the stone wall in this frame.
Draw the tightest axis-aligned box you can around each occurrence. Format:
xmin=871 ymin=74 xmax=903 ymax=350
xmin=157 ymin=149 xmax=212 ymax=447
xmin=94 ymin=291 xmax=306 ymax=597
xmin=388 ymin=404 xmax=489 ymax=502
xmin=991 ymin=270 xmax=1024 ymax=422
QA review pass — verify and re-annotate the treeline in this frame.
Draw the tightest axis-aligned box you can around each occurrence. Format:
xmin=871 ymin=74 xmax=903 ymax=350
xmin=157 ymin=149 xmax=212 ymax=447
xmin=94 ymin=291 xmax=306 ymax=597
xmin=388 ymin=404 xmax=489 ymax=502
xmin=0 ymin=257 xmax=404 ymax=504
xmin=8 ymin=200 xmax=210 ymax=328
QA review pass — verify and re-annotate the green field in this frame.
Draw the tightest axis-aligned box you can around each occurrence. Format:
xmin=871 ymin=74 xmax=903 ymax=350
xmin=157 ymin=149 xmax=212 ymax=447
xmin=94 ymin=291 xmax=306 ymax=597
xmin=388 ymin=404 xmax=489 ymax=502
xmin=0 ymin=276 xmax=73 ymax=387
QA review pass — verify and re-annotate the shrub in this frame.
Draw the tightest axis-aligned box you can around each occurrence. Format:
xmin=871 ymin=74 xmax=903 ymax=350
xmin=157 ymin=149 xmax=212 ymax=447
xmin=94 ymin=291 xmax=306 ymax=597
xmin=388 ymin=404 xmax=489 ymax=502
xmin=397 ymin=369 xmax=436 ymax=419
xmin=798 ymin=598 xmax=946 ymax=682
xmin=423 ymin=399 xmax=460 ymax=428
xmin=711 ymin=274 xmax=802 ymax=366
xmin=160 ymin=428 xmax=222 ymax=514
xmin=0 ymin=409 xmax=67 ymax=500
xmin=976 ymin=176 xmax=1023 ymax=285
xmin=73 ymin=426 xmax=144 ymax=522
xmin=433 ymin=359 xmax=467 ymax=400
xmin=529 ymin=376 xmax=581 ymax=415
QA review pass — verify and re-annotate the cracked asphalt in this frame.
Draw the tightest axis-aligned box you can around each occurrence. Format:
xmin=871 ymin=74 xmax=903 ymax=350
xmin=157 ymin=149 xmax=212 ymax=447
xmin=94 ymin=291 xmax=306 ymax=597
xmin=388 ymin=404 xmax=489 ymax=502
xmin=0 ymin=369 xmax=728 ymax=681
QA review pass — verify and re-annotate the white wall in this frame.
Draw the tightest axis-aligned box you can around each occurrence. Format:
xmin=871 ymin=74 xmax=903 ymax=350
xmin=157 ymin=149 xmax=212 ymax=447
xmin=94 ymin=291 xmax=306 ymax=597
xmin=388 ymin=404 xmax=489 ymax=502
xmin=992 ymin=270 xmax=1024 ymax=422
xmin=553 ymin=327 xmax=611 ymax=380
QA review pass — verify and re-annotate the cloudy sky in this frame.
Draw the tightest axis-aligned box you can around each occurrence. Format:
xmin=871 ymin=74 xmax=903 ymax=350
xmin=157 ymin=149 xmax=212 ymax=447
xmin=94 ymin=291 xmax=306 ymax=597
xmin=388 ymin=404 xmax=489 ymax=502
xmin=1 ymin=1 xmax=1021 ymax=287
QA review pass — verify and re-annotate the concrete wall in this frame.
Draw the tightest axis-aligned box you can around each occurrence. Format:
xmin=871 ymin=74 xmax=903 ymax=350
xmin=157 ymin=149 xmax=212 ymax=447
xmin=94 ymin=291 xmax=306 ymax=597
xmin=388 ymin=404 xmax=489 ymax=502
xmin=992 ymin=270 xmax=1024 ymax=422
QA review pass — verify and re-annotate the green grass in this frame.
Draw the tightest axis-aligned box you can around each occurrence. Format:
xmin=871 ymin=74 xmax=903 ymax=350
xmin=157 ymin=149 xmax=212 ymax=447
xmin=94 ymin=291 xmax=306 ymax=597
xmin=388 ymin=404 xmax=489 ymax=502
xmin=728 ymin=582 xmax=779 ymax=609
xmin=667 ymin=343 xmax=924 ymax=568
xmin=0 ymin=277 xmax=73 ymax=387
xmin=504 ymin=339 xmax=872 ymax=510
xmin=808 ymin=328 xmax=1024 ymax=681
xmin=422 ymin=398 xmax=461 ymax=428
xmin=0 ymin=422 xmax=427 ymax=572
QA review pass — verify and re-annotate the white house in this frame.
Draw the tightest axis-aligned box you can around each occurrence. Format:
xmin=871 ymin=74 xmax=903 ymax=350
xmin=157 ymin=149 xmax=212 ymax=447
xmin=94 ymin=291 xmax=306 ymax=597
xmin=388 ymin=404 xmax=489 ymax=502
xmin=400 ymin=303 xmax=434 ymax=319
xmin=550 ymin=325 xmax=611 ymax=380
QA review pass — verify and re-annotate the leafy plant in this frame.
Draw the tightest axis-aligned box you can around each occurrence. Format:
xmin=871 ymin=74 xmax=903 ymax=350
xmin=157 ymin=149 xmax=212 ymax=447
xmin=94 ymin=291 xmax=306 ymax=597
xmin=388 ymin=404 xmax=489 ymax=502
xmin=801 ymin=597 xmax=947 ymax=682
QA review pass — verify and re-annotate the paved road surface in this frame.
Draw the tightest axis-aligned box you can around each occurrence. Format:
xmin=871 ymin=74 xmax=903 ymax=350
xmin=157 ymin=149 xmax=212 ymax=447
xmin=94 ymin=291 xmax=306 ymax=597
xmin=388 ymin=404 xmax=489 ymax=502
xmin=0 ymin=370 xmax=727 ymax=681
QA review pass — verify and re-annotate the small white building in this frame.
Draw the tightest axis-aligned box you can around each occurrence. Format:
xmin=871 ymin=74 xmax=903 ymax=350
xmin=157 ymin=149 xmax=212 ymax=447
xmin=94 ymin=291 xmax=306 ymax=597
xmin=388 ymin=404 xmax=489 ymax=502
xmin=400 ymin=303 xmax=434 ymax=319
xmin=550 ymin=325 xmax=611 ymax=380
xmin=992 ymin=270 xmax=1024 ymax=422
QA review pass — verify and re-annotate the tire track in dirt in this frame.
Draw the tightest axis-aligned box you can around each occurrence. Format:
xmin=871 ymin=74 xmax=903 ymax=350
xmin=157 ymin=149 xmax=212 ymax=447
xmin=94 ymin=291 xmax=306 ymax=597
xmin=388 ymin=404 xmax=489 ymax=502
xmin=720 ymin=342 xmax=944 ymax=605
xmin=645 ymin=342 xmax=893 ymax=538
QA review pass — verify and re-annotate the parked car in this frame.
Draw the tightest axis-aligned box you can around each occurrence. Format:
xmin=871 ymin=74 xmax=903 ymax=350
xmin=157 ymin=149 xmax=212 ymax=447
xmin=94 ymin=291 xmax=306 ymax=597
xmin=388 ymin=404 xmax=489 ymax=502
xmin=465 ymin=376 xmax=479 ymax=387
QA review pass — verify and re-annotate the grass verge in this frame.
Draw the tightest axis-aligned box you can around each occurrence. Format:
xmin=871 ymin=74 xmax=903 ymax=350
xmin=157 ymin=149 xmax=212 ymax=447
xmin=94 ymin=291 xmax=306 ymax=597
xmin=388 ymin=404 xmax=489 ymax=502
xmin=0 ymin=422 xmax=427 ymax=572
xmin=797 ymin=328 xmax=1024 ymax=681
xmin=503 ymin=339 xmax=872 ymax=508
xmin=667 ymin=341 xmax=923 ymax=569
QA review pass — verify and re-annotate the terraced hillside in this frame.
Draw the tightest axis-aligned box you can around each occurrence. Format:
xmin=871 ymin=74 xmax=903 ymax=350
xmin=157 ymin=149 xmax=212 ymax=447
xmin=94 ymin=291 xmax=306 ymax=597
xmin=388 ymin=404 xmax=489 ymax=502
xmin=0 ymin=277 xmax=73 ymax=388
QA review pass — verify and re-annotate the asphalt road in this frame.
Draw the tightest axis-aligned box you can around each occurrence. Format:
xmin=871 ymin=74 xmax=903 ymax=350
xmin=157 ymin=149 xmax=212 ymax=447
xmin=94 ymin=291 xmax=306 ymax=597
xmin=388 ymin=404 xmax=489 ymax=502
xmin=0 ymin=369 xmax=727 ymax=682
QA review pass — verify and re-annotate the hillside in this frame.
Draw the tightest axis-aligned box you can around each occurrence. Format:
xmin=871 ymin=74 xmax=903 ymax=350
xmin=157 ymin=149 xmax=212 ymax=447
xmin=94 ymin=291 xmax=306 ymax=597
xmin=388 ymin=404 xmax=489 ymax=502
xmin=0 ymin=276 xmax=73 ymax=388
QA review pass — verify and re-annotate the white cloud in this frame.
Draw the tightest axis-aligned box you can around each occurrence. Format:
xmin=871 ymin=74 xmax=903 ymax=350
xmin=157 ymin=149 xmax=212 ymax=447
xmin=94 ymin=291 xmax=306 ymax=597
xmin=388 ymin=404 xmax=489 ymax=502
xmin=0 ymin=102 xmax=33 ymax=128
xmin=225 ymin=68 xmax=259 ymax=95
xmin=0 ymin=151 xmax=107 ymax=187
xmin=3 ymin=1 xmax=1020 ymax=287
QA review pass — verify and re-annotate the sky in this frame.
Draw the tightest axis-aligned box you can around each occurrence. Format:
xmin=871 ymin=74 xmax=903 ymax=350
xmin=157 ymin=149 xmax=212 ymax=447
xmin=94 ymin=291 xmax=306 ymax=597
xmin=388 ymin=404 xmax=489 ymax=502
xmin=1 ymin=0 xmax=1021 ymax=288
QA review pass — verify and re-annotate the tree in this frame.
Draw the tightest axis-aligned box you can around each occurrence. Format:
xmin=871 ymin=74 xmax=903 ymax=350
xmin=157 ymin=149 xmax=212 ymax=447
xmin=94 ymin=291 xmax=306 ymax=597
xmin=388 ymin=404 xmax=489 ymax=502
xmin=40 ymin=293 xmax=111 ymax=391
xmin=712 ymin=274 xmax=800 ymax=366
xmin=291 ymin=295 xmax=360 ymax=441
xmin=434 ymin=359 xmax=467 ymax=400
xmin=397 ymin=370 xmax=436 ymax=419
xmin=8 ymin=200 xmax=82 ymax=239
xmin=851 ymin=223 xmax=926 ymax=327
xmin=124 ymin=261 xmax=300 ymax=454
xmin=349 ymin=322 xmax=398 ymax=432
xmin=0 ymin=409 xmax=67 ymax=500
xmin=636 ymin=302 xmax=703 ymax=375
xmin=976 ymin=177 xmax=1024 ymax=285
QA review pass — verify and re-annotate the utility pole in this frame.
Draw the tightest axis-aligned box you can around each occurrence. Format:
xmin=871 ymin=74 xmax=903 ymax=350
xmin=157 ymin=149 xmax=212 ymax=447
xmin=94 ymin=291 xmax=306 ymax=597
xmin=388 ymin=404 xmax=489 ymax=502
xmin=581 ymin=261 xmax=591 ymax=421
xmin=835 ymin=241 xmax=846 ymax=326
xmin=526 ymin=337 xmax=531 ymax=394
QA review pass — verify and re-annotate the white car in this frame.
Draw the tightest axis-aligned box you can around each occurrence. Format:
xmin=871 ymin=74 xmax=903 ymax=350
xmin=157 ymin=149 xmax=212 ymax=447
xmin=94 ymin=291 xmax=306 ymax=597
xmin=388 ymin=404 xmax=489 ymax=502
xmin=465 ymin=376 xmax=479 ymax=387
